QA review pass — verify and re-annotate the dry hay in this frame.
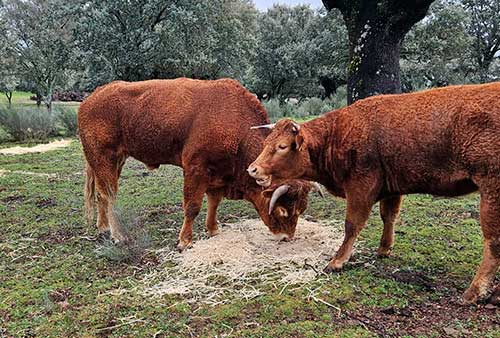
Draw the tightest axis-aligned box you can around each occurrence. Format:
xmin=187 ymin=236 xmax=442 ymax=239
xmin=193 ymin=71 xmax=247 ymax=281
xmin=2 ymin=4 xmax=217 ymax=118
xmin=0 ymin=139 xmax=71 ymax=155
xmin=141 ymin=218 xmax=343 ymax=305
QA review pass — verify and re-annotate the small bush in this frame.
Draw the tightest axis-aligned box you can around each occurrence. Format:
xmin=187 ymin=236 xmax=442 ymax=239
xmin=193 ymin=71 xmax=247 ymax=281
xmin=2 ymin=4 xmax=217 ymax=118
xmin=262 ymin=98 xmax=282 ymax=119
xmin=325 ymin=85 xmax=348 ymax=110
xmin=262 ymin=98 xmax=298 ymax=119
xmin=95 ymin=208 xmax=151 ymax=264
xmin=53 ymin=91 xmax=88 ymax=102
xmin=0 ymin=106 xmax=59 ymax=142
xmin=296 ymin=97 xmax=332 ymax=117
xmin=57 ymin=108 xmax=78 ymax=136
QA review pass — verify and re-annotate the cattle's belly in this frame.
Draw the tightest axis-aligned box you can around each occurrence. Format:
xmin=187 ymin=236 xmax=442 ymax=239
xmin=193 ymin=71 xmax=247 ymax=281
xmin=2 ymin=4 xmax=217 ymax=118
xmin=408 ymin=178 xmax=478 ymax=197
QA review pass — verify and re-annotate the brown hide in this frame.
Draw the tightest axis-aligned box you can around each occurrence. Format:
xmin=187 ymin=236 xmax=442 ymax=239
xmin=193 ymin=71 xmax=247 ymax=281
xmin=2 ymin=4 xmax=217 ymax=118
xmin=78 ymin=78 xmax=312 ymax=248
xmin=249 ymin=82 xmax=500 ymax=303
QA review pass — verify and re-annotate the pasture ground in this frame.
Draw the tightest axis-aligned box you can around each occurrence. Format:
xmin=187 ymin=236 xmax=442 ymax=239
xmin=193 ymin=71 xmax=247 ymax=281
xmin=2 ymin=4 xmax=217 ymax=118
xmin=1 ymin=138 xmax=500 ymax=337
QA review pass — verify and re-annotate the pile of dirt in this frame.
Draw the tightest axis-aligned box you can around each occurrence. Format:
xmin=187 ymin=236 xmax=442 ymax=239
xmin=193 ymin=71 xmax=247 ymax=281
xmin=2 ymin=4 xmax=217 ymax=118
xmin=0 ymin=139 xmax=71 ymax=155
xmin=141 ymin=218 xmax=343 ymax=304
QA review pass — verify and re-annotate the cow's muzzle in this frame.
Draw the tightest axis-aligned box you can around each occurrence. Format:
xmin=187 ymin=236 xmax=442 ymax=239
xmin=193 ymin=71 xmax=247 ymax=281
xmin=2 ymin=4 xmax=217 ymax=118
xmin=247 ymin=165 xmax=272 ymax=187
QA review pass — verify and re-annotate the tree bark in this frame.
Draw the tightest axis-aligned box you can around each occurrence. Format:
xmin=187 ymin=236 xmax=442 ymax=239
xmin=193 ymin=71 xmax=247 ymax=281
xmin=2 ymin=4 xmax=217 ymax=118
xmin=322 ymin=0 xmax=435 ymax=103
xmin=5 ymin=91 xmax=13 ymax=108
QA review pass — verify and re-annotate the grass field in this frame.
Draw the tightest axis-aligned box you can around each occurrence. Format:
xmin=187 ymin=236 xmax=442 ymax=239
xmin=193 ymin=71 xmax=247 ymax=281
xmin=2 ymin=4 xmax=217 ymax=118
xmin=1 ymin=139 xmax=499 ymax=337
xmin=0 ymin=91 xmax=80 ymax=110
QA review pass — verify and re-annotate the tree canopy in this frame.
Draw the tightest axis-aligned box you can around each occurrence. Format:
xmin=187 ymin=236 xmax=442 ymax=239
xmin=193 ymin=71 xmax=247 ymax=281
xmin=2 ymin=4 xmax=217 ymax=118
xmin=0 ymin=0 xmax=499 ymax=106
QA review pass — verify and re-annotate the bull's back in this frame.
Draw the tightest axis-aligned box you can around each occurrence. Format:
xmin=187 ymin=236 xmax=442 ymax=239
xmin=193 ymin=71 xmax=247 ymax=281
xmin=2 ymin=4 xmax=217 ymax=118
xmin=78 ymin=78 xmax=268 ymax=168
xmin=344 ymin=82 xmax=500 ymax=196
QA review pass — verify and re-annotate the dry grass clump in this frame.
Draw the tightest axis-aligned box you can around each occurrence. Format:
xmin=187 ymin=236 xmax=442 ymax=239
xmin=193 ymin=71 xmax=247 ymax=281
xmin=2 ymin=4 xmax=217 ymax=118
xmin=140 ymin=218 xmax=343 ymax=304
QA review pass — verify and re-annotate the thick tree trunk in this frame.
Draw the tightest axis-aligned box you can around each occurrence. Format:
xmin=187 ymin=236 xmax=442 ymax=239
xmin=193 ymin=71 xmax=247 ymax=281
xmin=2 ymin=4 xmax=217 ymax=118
xmin=322 ymin=0 xmax=435 ymax=104
xmin=346 ymin=24 xmax=402 ymax=103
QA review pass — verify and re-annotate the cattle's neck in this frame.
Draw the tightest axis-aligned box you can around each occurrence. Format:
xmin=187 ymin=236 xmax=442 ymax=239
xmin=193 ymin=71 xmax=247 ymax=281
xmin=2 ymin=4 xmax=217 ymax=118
xmin=301 ymin=111 xmax=345 ymax=193
xmin=224 ymin=128 xmax=269 ymax=200
xmin=243 ymin=189 xmax=272 ymax=224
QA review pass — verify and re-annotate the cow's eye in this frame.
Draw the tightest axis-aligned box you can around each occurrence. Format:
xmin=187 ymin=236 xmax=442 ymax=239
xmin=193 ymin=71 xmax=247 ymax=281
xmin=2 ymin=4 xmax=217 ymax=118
xmin=278 ymin=144 xmax=287 ymax=150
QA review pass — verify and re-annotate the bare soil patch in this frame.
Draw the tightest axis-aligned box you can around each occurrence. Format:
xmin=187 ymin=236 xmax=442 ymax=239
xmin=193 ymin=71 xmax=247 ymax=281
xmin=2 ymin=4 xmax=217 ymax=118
xmin=0 ymin=139 xmax=71 ymax=155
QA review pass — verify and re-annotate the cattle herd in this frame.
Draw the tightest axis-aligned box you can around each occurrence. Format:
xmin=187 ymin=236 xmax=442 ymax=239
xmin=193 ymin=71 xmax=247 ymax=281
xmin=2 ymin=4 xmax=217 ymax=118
xmin=78 ymin=78 xmax=500 ymax=304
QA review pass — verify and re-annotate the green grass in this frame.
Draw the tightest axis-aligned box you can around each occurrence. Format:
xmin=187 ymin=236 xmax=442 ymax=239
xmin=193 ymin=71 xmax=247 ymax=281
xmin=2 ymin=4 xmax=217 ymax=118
xmin=0 ymin=91 xmax=80 ymax=110
xmin=1 ymin=139 xmax=499 ymax=337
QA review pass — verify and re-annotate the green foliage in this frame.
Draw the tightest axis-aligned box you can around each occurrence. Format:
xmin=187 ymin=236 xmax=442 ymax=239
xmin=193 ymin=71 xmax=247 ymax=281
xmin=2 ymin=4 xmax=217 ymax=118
xmin=0 ymin=105 xmax=59 ymax=142
xmin=248 ymin=6 xmax=347 ymax=98
xmin=57 ymin=107 xmax=78 ymax=136
xmin=0 ymin=0 xmax=78 ymax=109
xmin=262 ymin=87 xmax=346 ymax=119
xmin=75 ymin=0 xmax=258 ymax=89
xmin=402 ymin=0 xmax=473 ymax=90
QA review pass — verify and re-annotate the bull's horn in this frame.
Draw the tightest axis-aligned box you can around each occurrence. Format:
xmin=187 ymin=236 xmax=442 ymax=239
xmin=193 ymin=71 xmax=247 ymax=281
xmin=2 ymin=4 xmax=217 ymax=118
xmin=291 ymin=122 xmax=300 ymax=132
xmin=311 ymin=182 xmax=325 ymax=198
xmin=251 ymin=123 xmax=276 ymax=130
xmin=269 ymin=184 xmax=290 ymax=215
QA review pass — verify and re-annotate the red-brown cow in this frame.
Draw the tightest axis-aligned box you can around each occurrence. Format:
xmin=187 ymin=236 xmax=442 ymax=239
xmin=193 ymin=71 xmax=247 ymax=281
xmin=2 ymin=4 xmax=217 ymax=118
xmin=78 ymin=78 xmax=316 ymax=251
xmin=248 ymin=82 xmax=500 ymax=303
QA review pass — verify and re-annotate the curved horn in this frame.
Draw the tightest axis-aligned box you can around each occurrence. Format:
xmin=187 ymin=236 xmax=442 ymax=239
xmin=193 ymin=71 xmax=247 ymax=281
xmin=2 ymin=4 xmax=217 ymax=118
xmin=311 ymin=182 xmax=325 ymax=198
xmin=291 ymin=122 xmax=300 ymax=133
xmin=268 ymin=184 xmax=290 ymax=215
xmin=251 ymin=123 xmax=276 ymax=130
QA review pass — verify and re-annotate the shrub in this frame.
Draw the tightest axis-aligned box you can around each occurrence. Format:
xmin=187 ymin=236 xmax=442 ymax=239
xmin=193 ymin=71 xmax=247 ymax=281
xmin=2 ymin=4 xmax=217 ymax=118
xmin=53 ymin=91 xmax=88 ymax=102
xmin=57 ymin=107 xmax=78 ymax=136
xmin=0 ymin=106 xmax=59 ymax=142
xmin=262 ymin=98 xmax=282 ymax=119
xmin=94 ymin=208 xmax=151 ymax=263
xmin=296 ymin=97 xmax=332 ymax=117
xmin=325 ymin=85 xmax=347 ymax=110
xmin=262 ymin=98 xmax=298 ymax=119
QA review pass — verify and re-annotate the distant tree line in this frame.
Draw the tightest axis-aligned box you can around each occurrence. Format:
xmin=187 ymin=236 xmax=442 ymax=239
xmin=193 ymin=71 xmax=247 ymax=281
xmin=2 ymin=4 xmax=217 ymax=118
xmin=0 ymin=0 xmax=499 ymax=110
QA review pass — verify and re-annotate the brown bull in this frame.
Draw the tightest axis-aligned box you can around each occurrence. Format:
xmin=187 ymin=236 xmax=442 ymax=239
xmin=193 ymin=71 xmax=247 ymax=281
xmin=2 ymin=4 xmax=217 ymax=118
xmin=78 ymin=78 xmax=316 ymax=251
xmin=248 ymin=82 xmax=500 ymax=303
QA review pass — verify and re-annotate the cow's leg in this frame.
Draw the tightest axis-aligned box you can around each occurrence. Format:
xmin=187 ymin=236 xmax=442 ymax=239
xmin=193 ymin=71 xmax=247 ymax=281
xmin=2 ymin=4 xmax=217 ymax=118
xmin=177 ymin=169 xmax=208 ymax=252
xmin=325 ymin=195 xmax=375 ymax=272
xmin=377 ymin=195 xmax=403 ymax=257
xmin=94 ymin=154 xmax=128 ymax=243
xmin=205 ymin=190 xmax=224 ymax=237
xmin=324 ymin=174 xmax=380 ymax=272
xmin=463 ymin=179 xmax=500 ymax=303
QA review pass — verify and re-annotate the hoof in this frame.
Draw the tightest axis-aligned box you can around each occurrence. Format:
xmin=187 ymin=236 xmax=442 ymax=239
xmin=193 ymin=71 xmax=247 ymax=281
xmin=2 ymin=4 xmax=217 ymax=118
xmin=462 ymin=286 xmax=487 ymax=304
xmin=97 ymin=231 xmax=111 ymax=242
xmin=324 ymin=262 xmax=343 ymax=274
xmin=207 ymin=228 xmax=220 ymax=237
xmin=177 ymin=240 xmax=192 ymax=252
xmin=377 ymin=247 xmax=392 ymax=258
xmin=112 ymin=232 xmax=132 ymax=245
xmin=487 ymin=285 xmax=500 ymax=306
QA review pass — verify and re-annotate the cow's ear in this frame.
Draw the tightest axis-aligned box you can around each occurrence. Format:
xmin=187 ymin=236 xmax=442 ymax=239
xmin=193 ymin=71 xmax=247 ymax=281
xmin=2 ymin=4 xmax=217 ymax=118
xmin=295 ymin=132 xmax=304 ymax=151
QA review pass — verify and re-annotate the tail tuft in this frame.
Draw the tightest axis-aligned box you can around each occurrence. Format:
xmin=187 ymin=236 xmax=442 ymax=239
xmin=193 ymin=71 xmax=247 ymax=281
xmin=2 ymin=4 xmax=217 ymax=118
xmin=84 ymin=162 xmax=96 ymax=224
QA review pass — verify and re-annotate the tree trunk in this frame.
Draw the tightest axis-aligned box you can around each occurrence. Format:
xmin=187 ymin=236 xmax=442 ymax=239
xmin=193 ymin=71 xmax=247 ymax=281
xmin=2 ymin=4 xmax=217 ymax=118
xmin=346 ymin=26 xmax=402 ymax=103
xmin=319 ymin=76 xmax=345 ymax=98
xmin=36 ymin=93 xmax=42 ymax=108
xmin=322 ymin=0 xmax=435 ymax=104
xmin=5 ymin=91 xmax=13 ymax=108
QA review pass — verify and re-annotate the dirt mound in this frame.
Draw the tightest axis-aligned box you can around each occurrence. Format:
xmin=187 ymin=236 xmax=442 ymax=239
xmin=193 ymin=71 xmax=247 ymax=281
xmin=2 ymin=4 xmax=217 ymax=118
xmin=0 ymin=139 xmax=71 ymax=155
xmin=141 ymin=218 xmax=343 ymax=304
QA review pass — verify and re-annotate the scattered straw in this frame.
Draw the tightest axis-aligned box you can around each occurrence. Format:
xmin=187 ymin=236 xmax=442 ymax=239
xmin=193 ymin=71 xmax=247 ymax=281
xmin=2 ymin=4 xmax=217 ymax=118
xmin=0 ymin=139 xmax=71 ymax=155
xmin=140 ymin=218 xmax=343 ymax=304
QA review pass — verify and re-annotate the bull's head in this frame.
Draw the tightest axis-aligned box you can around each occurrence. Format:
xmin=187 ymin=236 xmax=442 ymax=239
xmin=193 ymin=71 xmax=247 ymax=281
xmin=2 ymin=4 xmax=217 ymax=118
xmin=248 ymin=119 xmax=313 ymax=187
xmin=253 ymin=179 xmax=323 ymax=241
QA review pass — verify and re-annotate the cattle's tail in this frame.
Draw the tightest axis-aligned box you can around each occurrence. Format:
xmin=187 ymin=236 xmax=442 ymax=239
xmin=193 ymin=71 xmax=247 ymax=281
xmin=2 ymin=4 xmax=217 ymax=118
xmin=84 ymin=161 xmax=96 ymax=225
